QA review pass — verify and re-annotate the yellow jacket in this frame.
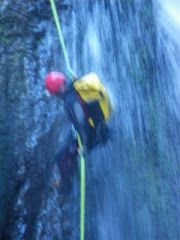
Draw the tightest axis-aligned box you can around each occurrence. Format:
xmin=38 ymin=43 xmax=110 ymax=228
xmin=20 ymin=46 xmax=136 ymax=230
xmin=73 ymin=72 xmax=113 ymax=127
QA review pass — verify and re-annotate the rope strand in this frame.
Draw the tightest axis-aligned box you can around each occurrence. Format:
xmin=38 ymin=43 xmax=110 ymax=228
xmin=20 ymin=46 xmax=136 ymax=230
xmin=49 ymin=1 xmax=86 ymax=239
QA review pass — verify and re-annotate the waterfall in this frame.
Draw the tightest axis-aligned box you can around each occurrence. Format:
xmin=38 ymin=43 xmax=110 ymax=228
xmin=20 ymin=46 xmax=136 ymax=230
xmin=63 ymin=1 xmax=180 ymax=239
xmin=0 ymin=0 xmax=179 ymax=239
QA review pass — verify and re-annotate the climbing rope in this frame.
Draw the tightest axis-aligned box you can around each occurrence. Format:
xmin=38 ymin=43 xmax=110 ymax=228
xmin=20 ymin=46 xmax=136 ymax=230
xmin=77 ymin=133 xmax=85 ymax=240
xmin=49 ymin=0 xmax=70 ymax=70
xmin=49 ymin=1 xmax=85 ymax=240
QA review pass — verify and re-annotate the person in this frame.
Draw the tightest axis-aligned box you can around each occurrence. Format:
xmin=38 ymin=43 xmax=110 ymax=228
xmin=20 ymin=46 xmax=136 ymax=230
xmin=45 ymin=71 xmax=113 ymax=192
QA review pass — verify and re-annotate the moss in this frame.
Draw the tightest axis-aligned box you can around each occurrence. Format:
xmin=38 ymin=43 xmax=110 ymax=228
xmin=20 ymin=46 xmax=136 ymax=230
xmin=130 ymin=65 xmax=145 ymax=84
xmin=0 ymin=22 xmax=10 ymax=45
xmin=0 ymin=1 xmax=5 ymax=8
xmin=129 ymin=43 xmax=155 ymax=85
xmin=0 ymin=35 xmax=11 ymax=45
xmin=142 ymin=4 xmax=153 ymax=20
xmin=36 ymin=39 xmax=42 ymax=47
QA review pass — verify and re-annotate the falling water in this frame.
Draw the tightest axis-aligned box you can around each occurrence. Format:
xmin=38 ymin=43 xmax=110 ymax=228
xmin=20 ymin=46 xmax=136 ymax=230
xmin=0 ymin=0 xmax=180 ymax=240
xmin=60 ymin=1 xmax=180 ymax=239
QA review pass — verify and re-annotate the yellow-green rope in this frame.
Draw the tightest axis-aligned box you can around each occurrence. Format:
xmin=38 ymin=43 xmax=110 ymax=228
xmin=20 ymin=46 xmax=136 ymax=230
xmin=77 ymin=133 xmax=85 ymax=240
xmin=49 ymin=1 xmax=85 ymax=239
xmin=49 ymin=0 xmax=70 ymax=70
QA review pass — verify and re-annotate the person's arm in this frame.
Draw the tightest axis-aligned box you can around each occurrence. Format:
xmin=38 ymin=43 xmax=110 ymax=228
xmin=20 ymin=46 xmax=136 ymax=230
xmin=64 ymin=89 xmax=89 ymax=151
xmin=69 ymin=100 xmax=89 ymax=151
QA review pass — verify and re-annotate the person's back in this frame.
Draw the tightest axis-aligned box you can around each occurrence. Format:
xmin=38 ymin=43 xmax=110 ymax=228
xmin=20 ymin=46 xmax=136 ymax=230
xmin=64 ymin=72 xmax=113 ymax=149
xmin=45 ymin=71 xmax=113 ymax=192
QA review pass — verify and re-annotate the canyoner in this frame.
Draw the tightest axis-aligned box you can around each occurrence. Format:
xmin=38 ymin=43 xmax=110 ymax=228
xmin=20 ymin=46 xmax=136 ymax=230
xmin=46 ymin=0 xmax=114 ymax=239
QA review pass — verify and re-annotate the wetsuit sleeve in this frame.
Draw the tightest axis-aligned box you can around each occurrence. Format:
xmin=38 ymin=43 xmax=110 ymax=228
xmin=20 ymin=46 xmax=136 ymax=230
xmin=64 ymin=89 xmax=90 ymax=149
xmin=67 ymin=100 xmax=90 ymax=149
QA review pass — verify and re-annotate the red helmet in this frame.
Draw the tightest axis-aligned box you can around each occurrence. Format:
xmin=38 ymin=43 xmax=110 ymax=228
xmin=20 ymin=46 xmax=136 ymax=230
xmin=45 ymin=71 xmax=66 ymax=94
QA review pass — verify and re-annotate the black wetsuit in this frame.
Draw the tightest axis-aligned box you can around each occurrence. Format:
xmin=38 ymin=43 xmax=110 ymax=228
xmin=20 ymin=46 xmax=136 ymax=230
xmin=63 ymin=82 xmax=105 ymax=149
xmin=47 ymin=81 xmax=109 ymax=192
